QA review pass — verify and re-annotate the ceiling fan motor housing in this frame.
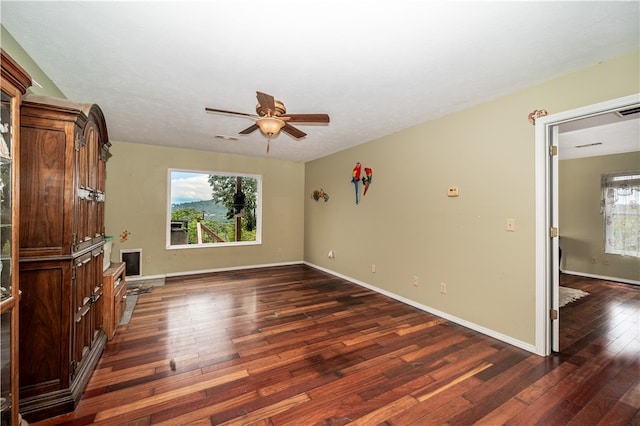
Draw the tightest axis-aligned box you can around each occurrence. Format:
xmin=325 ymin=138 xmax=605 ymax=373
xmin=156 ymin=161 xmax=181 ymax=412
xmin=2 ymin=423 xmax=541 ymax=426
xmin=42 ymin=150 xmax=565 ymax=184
xmin=256 ymin=99 xmax=286 ymax=117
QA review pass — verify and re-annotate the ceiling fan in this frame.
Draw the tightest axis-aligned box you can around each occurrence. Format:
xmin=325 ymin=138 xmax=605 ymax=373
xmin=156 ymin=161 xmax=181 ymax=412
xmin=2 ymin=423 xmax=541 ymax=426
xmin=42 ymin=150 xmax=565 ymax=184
xmin=205 ymin=91 xmax=330 ymax=142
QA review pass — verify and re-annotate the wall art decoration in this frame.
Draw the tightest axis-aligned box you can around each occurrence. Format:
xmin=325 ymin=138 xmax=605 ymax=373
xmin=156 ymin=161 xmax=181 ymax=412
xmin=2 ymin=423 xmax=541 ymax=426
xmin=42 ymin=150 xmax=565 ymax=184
xmin=351 ymin=162 xmax=362 ymax=204
xmin=362 ymin=167 xmax=373 ymax=195
xmin=528 ymin=109 xmax=548 ymax=125
xmin=120 ymin=230 xmax=131 ymax=242
xmin=312 ymin=189 xmax=330 ymax=202
xmin=350 ymin=162 xmax=373 ymax=204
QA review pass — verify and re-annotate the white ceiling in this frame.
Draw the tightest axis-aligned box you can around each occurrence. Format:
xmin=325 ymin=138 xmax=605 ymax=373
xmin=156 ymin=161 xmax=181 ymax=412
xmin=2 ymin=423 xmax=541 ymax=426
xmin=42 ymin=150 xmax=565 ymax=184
xmin=558 ymin=109 xmax=639 ymax=160
xmin=2 ymin=1 xmax=639 ymax=162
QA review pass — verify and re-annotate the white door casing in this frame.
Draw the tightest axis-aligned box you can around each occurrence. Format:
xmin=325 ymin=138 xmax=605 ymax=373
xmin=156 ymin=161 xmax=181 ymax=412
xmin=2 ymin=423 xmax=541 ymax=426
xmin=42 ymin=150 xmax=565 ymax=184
xmin=534 ymin=93 xmax=640 ymax=356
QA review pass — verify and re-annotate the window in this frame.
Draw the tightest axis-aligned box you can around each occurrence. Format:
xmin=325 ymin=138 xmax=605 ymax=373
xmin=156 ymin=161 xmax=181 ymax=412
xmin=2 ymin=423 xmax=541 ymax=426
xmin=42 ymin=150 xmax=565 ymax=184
xmin=601 ymin=171 xmax=640 ymax=257
xmin=168 ymin=170 xmax=261 ymax=248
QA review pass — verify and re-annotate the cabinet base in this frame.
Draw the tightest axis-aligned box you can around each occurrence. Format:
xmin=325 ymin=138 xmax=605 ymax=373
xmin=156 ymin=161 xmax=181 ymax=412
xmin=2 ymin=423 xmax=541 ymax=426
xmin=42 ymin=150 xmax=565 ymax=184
xmin=19 ymin=332 xmax=106 ymax=423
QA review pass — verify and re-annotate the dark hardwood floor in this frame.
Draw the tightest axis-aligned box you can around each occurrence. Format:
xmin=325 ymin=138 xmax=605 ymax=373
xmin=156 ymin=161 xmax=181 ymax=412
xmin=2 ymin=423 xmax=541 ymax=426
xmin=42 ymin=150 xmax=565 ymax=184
xmin=31 ymin=266 xmax=639 ymax=425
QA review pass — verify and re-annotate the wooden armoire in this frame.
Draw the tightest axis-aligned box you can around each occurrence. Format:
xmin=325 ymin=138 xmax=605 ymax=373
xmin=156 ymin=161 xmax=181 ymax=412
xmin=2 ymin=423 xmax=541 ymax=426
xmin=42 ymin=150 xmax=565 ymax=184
xmin=18 ymin=95 xmax=111 ymax=422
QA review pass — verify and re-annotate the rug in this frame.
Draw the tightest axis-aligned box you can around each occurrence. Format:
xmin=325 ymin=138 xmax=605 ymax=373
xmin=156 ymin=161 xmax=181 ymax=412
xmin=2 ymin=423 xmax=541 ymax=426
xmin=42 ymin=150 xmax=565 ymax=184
xmin=119 ymin=286 xmax=153 ymax=325
xmin=119 ymin=294 xmax=138 ymax=325
xmin=559 ymin=286 xmax=589 ymax=308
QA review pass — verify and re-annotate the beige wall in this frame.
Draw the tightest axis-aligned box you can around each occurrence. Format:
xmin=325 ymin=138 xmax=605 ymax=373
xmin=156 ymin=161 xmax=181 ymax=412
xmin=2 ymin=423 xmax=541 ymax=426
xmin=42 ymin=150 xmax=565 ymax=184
xmin=105 ymin=141 xmax=305 ymax=276
xmin=304 ymin=51 xmax=640 ymax=346
xmin=560 ymin=152 xmax=640 ymax=282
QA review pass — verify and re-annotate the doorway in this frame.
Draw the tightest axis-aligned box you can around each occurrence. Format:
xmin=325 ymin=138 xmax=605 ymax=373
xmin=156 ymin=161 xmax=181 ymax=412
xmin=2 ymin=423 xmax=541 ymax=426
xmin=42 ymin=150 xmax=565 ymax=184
xmin=534 ymin=93 xmax=640 ymax=356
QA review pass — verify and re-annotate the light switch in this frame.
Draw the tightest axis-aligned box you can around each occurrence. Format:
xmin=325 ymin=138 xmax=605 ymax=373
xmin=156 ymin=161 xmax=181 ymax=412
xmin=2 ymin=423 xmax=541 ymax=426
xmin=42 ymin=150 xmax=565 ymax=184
xmin=447 ymin=186 xmax=459 ymax=197
xmin=506 ymin=218 xmax=516 ymax=231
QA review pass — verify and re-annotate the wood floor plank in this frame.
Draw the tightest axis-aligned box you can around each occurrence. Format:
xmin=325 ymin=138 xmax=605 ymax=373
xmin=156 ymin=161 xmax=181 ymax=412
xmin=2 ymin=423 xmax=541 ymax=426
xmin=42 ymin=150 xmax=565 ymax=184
xmin=472 ymin=397 xmax=529 ymax=425
xmin=346 ymin=395 xmax=418 ymax=426
xmin=29 ymin=267 xmax=639 ymax=425
xmin=95 ymin=369 xmax=249 ymax=422
xmin=386 ymin=376 xmax=485 ymax=425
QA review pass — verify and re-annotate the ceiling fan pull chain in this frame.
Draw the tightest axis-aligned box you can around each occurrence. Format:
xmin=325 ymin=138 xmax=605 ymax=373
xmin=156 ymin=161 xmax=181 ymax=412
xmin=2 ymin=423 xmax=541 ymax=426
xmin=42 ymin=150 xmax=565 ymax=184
xmin=267 ymin=139 xmax=270 ymax=154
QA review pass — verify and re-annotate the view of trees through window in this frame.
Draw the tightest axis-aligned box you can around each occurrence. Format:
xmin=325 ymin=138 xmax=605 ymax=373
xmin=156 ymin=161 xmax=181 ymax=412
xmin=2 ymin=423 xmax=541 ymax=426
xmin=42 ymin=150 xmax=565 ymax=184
xmin=168 ymin=170 xmax=261 ymax=247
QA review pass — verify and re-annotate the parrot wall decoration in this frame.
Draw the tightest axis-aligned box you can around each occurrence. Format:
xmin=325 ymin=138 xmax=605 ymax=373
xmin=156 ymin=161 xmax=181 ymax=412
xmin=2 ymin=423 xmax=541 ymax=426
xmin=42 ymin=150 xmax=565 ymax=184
xmin=351 ymin=162 xmax=373 ymax=204
xmin=362 ymin=167 xmax=373 ymax=196
xmin=351 ymin=162 xmax=362 ymax=204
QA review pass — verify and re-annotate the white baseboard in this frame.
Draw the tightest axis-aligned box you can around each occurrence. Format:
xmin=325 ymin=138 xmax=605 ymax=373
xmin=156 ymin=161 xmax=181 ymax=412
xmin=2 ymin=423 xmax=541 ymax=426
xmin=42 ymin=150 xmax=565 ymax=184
xmin=126 ymin=275 xmax=166 ymax=287
xmin=127 ymin=261 xmax=305 ymax=284
xmin=164 ymin=261 xmax=304 ymax=278
xmin=305 ymin=262 xmax=537 ymax=354
xmin=561 ymin=270 xmax=639 ymax=286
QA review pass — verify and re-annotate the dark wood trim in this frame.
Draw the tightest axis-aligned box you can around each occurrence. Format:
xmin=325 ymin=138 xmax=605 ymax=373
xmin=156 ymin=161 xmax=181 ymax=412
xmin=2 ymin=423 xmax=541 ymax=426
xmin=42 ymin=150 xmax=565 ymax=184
xmin=0 ymin=48 xmax=32 ymax=93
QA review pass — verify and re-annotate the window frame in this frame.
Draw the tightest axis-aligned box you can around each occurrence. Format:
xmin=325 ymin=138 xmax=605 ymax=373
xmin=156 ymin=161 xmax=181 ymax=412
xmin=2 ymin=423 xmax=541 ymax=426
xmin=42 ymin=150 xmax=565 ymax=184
xmin=166 ymin=168 xmax=262 ymax=250
xmin=602 ymin=170 xmax=640 ymax=258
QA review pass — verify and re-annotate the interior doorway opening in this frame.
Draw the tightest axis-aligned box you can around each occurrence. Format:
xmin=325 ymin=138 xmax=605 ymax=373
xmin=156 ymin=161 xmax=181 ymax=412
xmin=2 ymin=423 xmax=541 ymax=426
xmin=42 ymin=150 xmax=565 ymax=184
xmin=534 ymin=93 xmax=640 ymax=356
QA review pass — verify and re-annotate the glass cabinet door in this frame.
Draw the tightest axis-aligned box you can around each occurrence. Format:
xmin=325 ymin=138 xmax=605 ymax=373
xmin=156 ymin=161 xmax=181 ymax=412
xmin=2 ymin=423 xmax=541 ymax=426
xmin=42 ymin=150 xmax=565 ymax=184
xmin=0 ymin=84 xmax=16 ymax=426
xmin=0 ymin=87 xmax=15 ymax=426
xmin=0 ymin=90 xmax=13 ymax=305
xmin=0 ymin=48 xmax=30 ymax=426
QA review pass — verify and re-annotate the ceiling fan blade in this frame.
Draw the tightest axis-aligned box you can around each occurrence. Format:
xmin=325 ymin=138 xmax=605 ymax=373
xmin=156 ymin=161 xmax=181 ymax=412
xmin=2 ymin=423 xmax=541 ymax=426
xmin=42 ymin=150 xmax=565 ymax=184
xmin=281 ymin=123 xmax=307 ymax=139
xmin=205 ymin=107 xmax=256 ymax=118
xmin=283 ymin=113 xmax=330 ymax=123
xmin=256 ymin=91 xmax=276 ymax=115
xmin=239 ymin=123 xmax=259 ymax=135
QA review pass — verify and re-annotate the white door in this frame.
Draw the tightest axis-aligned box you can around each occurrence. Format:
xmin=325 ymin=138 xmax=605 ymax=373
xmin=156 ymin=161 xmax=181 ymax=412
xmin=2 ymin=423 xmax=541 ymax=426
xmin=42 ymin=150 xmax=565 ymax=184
xmin=550 ymin=125 xmax=560 ymax=352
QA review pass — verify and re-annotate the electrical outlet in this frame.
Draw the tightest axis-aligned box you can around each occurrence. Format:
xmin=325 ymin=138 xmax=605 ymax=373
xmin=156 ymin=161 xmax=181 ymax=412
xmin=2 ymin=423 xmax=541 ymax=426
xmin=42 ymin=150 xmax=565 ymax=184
xmin=145 ymin=255 xmax=152 ymax=263
xmin=371 ymin=264 xmax=376 ymax=273
xmin=413 ymin=276 xmax=419 ymax=287
xmin=440 ymin=282 xmax=447 ymax=294
xmin=591 ymin=257 xmax=597 ymax=264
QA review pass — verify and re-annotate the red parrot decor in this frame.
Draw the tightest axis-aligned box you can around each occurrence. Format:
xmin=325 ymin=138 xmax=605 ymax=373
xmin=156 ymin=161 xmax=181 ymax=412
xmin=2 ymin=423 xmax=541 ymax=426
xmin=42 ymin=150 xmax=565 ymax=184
xmin=350 ymin=162 xmax=373 ymax=204
xmin=362 ymin=167 xmax=373 ymax=195
xmin=351 ymin=162 xmax=362 ymax=204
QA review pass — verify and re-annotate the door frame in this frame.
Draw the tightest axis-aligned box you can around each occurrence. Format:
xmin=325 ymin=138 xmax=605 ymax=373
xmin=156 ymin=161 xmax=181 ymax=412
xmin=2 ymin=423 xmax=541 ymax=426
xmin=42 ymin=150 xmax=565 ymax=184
xmin=534 ymin=93 xmax=640 ymax=356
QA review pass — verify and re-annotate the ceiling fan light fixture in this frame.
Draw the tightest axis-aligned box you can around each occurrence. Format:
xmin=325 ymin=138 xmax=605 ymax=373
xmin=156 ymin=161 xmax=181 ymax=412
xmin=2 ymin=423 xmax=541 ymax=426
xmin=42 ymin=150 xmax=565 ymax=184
xmin=256 ymin=116 xmax=285 ymax=137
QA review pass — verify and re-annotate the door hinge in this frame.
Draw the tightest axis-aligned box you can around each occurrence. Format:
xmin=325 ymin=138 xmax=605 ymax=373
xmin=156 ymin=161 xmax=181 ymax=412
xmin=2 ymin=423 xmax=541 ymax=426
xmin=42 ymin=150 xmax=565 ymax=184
xmin=71 ymin=265 xmax=77 ymax=280
xmin=550 ymin=227 xmax=559 ymax=238
xmin=550 ymin=309 xmax=558 ymax=320
xmin=549 ymin=145 xmax=558 ymax=156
